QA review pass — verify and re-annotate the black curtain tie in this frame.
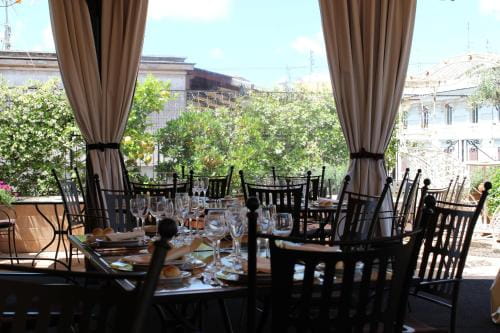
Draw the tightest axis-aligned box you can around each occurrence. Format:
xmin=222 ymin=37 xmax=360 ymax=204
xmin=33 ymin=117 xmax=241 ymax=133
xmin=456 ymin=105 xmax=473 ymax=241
xmin=86 ymin=142 xmax=120 ymax=152
xmin=350 ymin=148 xmax=384 ymax=160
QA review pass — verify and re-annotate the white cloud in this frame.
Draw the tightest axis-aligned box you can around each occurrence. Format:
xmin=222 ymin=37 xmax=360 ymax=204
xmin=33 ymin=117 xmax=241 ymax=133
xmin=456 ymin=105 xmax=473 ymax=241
xmin=32 ymin=24 xmax=55 ymax=52
xmin=209 ymin=48 xmax=224 ymax=59
xmin=291 ymin=32 xmax=325 ymax=56
xmin=148 ymin=0 xmax=231 ymax=21
xmin=479 ymin=0 xmax=500 ymax=20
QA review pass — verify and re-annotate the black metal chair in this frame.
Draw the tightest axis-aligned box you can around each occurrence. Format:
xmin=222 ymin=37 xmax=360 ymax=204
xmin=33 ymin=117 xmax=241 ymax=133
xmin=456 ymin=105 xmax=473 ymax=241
xmin=0 ymin=218 xmax=177 ymax=333
xmin=410 ymin=181 xmax=492 ymax=333
xmin=131 ymin=172 xmax=182 ymax=199
xmin=241 ymin=170 xmax=305 ymax=237
xmin=53 ymin=169 xmax=96 ymax=268
xmin=245 ymin=195 xmax=432 ymax=333
xmin=391 ymin=169 xmax=422 ymax=236
xmin=189 ymin=166 xmax=234 ymax=199
xmin=330 ymin=177 xmax=393 ymax=243
xmin=272 ymin=166 xmax=325 ymax=201
xmin=0 ymin=206 xmax=18 ymax=264
xmin=99 ymin=189 xmax=135 ymax=232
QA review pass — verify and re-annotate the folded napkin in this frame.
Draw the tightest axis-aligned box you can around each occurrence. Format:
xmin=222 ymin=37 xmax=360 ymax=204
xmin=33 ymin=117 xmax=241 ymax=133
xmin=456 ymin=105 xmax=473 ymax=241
xmin=282 ymin=241 xmax=340 ymax=253
xmin=106 ymin=230 xmax=145 ymax=242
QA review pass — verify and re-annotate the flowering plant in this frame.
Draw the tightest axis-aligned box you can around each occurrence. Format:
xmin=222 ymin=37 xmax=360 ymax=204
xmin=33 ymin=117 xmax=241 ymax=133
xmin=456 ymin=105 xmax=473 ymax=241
xmin=0 ymin=181 xmax=14 ymax=206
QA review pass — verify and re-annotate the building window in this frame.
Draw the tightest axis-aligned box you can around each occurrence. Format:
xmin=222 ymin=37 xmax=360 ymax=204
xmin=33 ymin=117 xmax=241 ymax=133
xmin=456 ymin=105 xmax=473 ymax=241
xmin=469 ymin=147 xmax=478 ymax=161
xmin=470 ymin=106 xmax=478 ymax=123
xmin=445 ymin=105 xmax=453 ymax=125
xmin=421 ymin=106 xmax=429 ymax=128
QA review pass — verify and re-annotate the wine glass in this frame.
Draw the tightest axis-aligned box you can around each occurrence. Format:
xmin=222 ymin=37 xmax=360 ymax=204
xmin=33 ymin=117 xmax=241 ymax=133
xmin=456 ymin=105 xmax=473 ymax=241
xmin=163 ymin=198 xmax=174 ymax=218
xmin=200 ymin=177 xmax=209 ymax=197
xmin=149 ymin=196 xmax=164 ymax=236
xmin=259 ymin=205 xmax=275 ymax=257
xmin=189 ymin=196 xmax=202 ymax=235
xmin=225 ymin=204 xmax=247 ymax=267
xmin=204 ymin=210 xmax=227 ymax=272
xmin=130 ymin=196 xmax=147 ymax=230
xmin=273 ymin=213 xmax=293 ymax=237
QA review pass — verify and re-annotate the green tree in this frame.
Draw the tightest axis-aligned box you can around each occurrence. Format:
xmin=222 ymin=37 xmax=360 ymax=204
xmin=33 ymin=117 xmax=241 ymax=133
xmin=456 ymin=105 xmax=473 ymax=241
xmin=122 ymin=75 xmax=172 ymax=175
xmin=469 ymin=66 xmax=500 ymax=112
xmin=0 ymin=78 xmax=81 ymax=195
xmin=157 ymin=89 xmax=350 ymax=184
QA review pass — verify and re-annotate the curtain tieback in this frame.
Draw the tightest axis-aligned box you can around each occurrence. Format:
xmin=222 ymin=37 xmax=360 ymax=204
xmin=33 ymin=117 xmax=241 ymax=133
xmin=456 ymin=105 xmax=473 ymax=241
xmin=350 ymin=148 xmax=384 ymax=160
xmin=86 ymin=142 xmax=120 ymax=152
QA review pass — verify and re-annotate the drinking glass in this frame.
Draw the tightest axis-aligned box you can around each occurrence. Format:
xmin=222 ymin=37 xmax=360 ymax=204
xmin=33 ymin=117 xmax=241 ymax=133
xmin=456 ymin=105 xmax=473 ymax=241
xmin=130 ymin=196 xmax=147 ymax=230
xmin=204 ymin=211 xmax=227 ymax=271
xmin=200 ymin=177 xmax=209 ymax=197
xmin=225 ymin=204 xmax=247 ymax=266
xmin=259 ymin=205 xmax=275 ymax=257
xmin=273 ymin=213 xmax=293 ymax=237
xmin=189 ymin=196 xmax=202 ymax=235
xmin=149 ymin=196 xmax=164 ymax=236
xmin=163 ymin=198 xmax=174 ymax=218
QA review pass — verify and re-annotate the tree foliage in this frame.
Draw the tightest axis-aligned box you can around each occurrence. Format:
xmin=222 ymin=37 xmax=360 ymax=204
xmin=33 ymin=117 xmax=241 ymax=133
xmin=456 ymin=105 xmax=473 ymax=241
xmin=469 ymin=66 xmax=500 ymax=111
xmin=0 ymin=75 xmax=171 ymax=195
xmin=0 ymin=79 xmax=81 ymax=195
xmin=122 ymin=75 xmax=172 ymax=176
xmin=157 ymin=90 xmax=350 ymax=182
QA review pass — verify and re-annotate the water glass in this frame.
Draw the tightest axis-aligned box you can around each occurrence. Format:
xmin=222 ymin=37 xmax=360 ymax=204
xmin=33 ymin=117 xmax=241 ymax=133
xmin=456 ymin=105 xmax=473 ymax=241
xmin=204 ymin=211 xmax=227 ymax=271
xmin=130 ymin=196 xmax=147 ymax=230
xmin=226 ymin=204 xmax=247 ymax=264
xmin=149 ymin=196 xmax=165 ymax=235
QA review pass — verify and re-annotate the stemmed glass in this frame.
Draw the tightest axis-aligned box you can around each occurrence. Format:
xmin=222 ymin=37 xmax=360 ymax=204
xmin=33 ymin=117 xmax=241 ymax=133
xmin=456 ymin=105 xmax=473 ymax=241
xmin=163 ymin=198 xmax=174 ymax=218
xmin=225 ymin=204 xmax=247 ymax=267
xmin=200 ymin=177 xmax=209 ymax=198
xmin=259 ymin=205 xmax=275 ymax=257
xmin=174 ymin=196 xmax=188 ymax=231
xmin=130 ymin=196 xmax=148 ymax=230
xmin=273 ymin=213 xmax=293 ymax=237
xmin=189 ymin=196 xmax=202 ymax=235
xmin=204 ymin=210 xmax=227 ymax=272
xmin=149 ymin=196 xmax=165 ymax=236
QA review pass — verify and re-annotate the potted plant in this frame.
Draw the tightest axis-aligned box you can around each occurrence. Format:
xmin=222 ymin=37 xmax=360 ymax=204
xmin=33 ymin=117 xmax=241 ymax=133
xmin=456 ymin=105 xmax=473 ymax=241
xmin=0 ymin=181 xmax=14 ymax=206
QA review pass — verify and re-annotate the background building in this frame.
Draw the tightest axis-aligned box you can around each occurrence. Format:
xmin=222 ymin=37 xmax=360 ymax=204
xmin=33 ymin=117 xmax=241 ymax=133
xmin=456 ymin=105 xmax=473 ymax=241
xmin=398 ymin=53 xmax=500 ymax=185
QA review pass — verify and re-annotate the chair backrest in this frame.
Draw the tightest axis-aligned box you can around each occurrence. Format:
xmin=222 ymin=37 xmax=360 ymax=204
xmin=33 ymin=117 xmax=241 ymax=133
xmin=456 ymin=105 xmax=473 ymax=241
xmin=273 ymin=167 xmax=325 ymax=201
xmin=246 ymin=182 xmax=303 ymax=236
xmin=267 ymin=227 xmax=425 ymax=332
xmin=189 ymin=166 xmax=234 ymax=199
xmin=131 ymin=173 xmax=180 ymax=199
xmin=0 ymin=218 xmax=178 ymax=333
xmin=393 ymin=168 xmax=410 ymax=214
xmin=426 ymin=186 xmax=449 ymax=201
xmin=415 ymin=182 xmax=492 ymax=301
xmin=101 ymin=189 xmax=135 ymax=232
xmin=332 ymin=177 xmax=393 ymax=242
xmin=52 ymin=169 xmax=82 ymax=229
xmin=392 ymin=169 xmax=422 ymax=235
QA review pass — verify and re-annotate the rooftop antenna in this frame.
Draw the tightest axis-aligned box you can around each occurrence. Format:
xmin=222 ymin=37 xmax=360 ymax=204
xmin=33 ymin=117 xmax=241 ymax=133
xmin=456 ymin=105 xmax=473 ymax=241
xmin=1 ymin=0 xmax=21 ymax=51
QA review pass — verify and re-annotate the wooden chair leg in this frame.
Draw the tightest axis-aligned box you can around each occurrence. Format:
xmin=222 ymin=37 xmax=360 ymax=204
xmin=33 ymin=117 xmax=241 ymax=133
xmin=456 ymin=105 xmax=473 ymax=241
xmin=7 ymin=229 xmax=13 ymax=265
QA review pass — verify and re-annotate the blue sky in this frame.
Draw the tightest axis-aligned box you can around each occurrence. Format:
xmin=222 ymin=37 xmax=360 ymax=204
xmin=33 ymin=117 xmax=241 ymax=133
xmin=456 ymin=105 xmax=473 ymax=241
xmin=2 ymin=0 xmax=500 ymax=88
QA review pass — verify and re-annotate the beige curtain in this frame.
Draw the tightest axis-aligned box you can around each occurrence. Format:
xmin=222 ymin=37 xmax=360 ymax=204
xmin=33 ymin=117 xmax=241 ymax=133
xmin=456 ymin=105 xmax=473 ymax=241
xmin=319 ymin=0 xmax=416 ymax=233
xmin=49 ymin=0 xmax=148 ymax=191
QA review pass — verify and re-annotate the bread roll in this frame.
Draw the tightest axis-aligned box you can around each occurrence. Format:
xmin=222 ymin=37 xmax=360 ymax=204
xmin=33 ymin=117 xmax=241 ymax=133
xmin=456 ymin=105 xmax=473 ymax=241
xmin=92 ymin=227 xmax=104 ymax=236
xmin=162 ymin=265 xmax=181 ymax=278
xmin=103 ymin=227 xmax=114 ymax=235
